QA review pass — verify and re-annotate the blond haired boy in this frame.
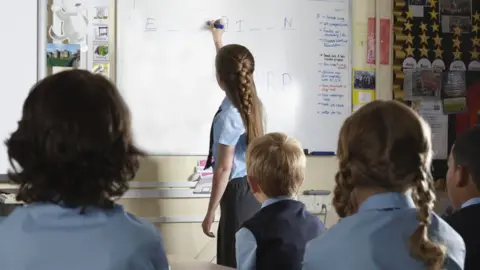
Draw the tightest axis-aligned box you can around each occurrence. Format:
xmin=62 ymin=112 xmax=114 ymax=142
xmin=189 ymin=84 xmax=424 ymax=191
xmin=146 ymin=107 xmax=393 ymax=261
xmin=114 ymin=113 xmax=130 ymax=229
xmin=235 ymin=132 xmax=325 ymax=270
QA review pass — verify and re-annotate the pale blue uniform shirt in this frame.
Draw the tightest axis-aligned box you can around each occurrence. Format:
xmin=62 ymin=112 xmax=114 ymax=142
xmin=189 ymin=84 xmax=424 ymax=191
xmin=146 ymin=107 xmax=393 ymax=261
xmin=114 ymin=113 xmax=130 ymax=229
xmin=461 ymin=197 xmax=480 ymax=209
xmin=0 ymin=203 xmax=169 ymax=270
xmin=303 ymin=192 xmax=466 ymax=270
xmin=212 ymin=97 xmax=247 ymax=180
xmin=235 ymin=197 xmax=292 ymax=270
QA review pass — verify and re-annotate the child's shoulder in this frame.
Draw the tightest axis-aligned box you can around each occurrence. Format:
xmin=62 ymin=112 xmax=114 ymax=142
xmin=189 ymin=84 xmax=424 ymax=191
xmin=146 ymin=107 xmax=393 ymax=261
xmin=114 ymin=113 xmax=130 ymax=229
xmin=428 ymin=213 xmax=466 ymax=268
xmin=302 ymin=209 xmax=326 ymax=232
xmin=428 ymin=212 xmax=464 ymax=245
xmin=111 ymin=204 xmax=162 ymax=239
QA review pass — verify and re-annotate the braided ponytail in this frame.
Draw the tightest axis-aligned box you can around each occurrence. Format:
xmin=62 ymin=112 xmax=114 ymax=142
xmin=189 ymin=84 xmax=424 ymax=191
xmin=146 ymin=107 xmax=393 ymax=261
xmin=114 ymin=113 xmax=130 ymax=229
xmin=333 ymin=164 xmax=356 ymax=217
xmin=333 ymin=119 xmax=357 ymax=218
xmin=215 ymin=44 xmax=264 ymax=144
xmin=238 ymin=64 xmax=251 ymax=115
xmin=237 ymin=60 xmax=261 ymax=143
xmin=409 ymin=166 xmax=446 ymax=270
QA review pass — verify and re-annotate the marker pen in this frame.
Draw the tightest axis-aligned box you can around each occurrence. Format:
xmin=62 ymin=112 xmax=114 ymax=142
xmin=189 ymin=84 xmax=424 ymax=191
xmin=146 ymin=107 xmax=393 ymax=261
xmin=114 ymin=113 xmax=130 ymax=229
xmin=206 ymin=19 xmax=225 ymax=29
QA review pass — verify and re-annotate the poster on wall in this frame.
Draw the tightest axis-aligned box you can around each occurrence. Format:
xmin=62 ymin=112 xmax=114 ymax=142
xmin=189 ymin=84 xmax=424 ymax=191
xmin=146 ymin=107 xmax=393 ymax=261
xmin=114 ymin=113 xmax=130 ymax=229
xmin=93 ymin=24 xmax=109 ymax=42
xmin=87 ymin=0 xmax=110 ymax=72
xmin=352 ymin=69 xmax=376 ymax=111
xmin=416 ymin=100 xmax=449 ymax=159
xmin=411 ymin=70 xmax=442 ymax=100
xmin=93 ymin=6 xmax=108 ymax=21
xmin=46 ymin=43 xmax=81 ymax=68
xmin=93 ymin=44 xmax=109 ymax=61
xmin=395 ymin=0 xmax=480 ymax=102
xmin=93 ymin=63 xmax=110 ymax=77
xmin=441 ymin=71 xmax=467 ymax=114
xmin=49 ymin=0 xmax=89 ymax=52
xmin=409 ymin=0 xmax=428 ymax=17
xmin=366 ymin=18 xmax=376 ymax=64
xmin=440 ymin=0 xmax=472 ymax=33
xmin=380 ymin=18 xmax=391 ymax=65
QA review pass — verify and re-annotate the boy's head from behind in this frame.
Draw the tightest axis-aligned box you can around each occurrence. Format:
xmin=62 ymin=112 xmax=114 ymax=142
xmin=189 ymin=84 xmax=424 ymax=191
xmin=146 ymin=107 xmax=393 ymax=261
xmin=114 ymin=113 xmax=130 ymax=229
xmin=246 ymin=132 xmax=306 ymax=202
xmin=6 ymin=70 xmax=143 ymax=209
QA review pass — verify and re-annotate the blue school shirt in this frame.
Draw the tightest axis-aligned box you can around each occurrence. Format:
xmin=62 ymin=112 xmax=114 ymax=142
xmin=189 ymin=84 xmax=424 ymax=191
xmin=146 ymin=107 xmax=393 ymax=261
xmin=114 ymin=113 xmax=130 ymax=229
xmin=212 ymin=97 xmax=247 ymax=180
xmin=461 ymin=197 xmax=480 ymax=209
xmin=303 ymin=192 xmax=466 ymax=270
xmin=0 ymin=203 xmax=169 ymax=270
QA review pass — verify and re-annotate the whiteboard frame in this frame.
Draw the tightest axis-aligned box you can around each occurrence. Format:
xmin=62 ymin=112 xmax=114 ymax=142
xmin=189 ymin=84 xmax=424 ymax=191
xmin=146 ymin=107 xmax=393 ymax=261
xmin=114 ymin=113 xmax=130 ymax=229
xmin=0 ymin=0 xmax=46 ymax=182
xmin=113 ymin=0 xmax=353 ymax=156
xmin=38 ymin=0 xmax=48 ymax=81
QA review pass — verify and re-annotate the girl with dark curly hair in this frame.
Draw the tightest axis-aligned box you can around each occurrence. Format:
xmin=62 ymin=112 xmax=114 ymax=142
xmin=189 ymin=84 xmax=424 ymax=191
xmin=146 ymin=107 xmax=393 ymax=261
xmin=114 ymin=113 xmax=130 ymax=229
xmin=0 ymin=70 xmax=168 ymax=270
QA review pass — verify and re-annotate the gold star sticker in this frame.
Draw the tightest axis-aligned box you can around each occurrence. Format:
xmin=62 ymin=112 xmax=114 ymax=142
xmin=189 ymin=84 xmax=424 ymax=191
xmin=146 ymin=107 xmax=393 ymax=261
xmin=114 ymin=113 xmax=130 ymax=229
xmin=473 ymin=25 xmax=480 ymax=33
xmin=474 ymin=12 xmax=480 ymax=22
xmin=471 ymin=48 xmax=479 ymax=59
xmin=433 ymin=34 xmax=442 ymax=46
xmin=453 ymin=25 xmax=462 ymax=36
xmin=406 ymin=33 xmax=414 ymax=45
xmin=431 ymin=22 xmax=439 ymax=32
xmin=420 ymin=22 xmax=428 ymax=32
xmin=429 ymin=10 xmax=438 ymax=20
xmin=405 ymin=10 xmax=413 ymax=19
xmin=404 ymin=21 xmax=413 ymax=31
xmin=419 ymin=32 xmax=429 ymax=44
xmin=472 ymin=36 xmax=480 ymax=46
xmin=453 ymin=50 xmax=462 ymax=60
xmin=429 ymin=0 xmax=437 ymax=8
xmin=405 ymin=45 xmax=414 ymax=56
xmin=453 ymin=37 xmax=461 ymax=48
xmin=420 ymin=46 xmax=429 ymax=57
xmin=435 ymin=47 xmax=443 ymax=58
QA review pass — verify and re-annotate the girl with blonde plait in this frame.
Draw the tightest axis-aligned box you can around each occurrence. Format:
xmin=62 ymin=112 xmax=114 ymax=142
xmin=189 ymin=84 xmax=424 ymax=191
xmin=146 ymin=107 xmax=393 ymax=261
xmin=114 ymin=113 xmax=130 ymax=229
xmin=303 ymin=100 xmax=466 ymax=270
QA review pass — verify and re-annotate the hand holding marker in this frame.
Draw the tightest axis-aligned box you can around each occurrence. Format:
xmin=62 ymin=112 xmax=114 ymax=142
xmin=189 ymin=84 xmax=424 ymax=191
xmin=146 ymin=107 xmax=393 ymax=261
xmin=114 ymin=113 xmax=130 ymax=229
xmin=206 ymin=18 xmax=226 ymax=29
xmin=207 ymin=19 xmax=225 ymax=47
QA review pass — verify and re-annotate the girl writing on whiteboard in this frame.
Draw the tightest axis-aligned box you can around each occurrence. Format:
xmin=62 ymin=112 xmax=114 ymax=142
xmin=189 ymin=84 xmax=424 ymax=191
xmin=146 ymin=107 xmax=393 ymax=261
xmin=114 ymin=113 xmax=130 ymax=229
xmin=201 ymin=20 xmax=264 ymax=267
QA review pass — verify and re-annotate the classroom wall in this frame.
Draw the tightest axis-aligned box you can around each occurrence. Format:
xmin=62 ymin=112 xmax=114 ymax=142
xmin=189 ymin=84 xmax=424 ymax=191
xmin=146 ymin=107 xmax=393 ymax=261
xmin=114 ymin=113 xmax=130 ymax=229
xmin=109 ymin=0 xmax=393 ymax=262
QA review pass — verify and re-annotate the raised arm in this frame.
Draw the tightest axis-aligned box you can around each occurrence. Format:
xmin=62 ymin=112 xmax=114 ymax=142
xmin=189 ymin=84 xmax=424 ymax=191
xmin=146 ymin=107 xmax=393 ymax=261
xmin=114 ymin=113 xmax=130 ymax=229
xmin=209 ymin=20 xmax=225 ymax=53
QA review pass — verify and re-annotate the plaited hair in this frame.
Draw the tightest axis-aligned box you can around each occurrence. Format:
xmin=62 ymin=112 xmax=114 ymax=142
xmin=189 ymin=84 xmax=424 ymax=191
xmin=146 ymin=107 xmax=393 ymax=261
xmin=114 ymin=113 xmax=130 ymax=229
xmin=215 ymin=44 xmax=264 ymax=143
xmin=333 ymin=100 xmax=445 ymax=270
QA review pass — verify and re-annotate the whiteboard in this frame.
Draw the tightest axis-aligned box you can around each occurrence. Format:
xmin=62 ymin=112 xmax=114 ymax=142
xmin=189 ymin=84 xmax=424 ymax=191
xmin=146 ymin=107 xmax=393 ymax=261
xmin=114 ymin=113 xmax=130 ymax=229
xmin=116 ymin=0 xmax=351 ymax=155
xmin=0 ymin=2 xmax=38 ymax=175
